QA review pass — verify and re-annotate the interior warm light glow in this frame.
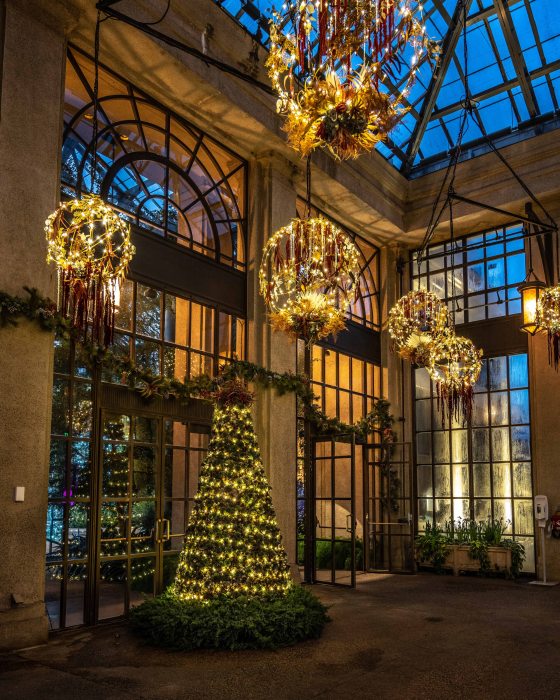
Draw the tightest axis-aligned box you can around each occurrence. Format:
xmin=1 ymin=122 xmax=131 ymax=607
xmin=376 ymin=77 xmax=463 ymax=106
xmin=518 ymin=280 xmax=546 ymax=335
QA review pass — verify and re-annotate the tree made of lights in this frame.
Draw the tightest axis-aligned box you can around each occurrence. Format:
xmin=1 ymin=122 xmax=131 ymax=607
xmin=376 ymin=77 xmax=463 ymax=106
xmin=173 ymin=381 xmax=292 ymax=601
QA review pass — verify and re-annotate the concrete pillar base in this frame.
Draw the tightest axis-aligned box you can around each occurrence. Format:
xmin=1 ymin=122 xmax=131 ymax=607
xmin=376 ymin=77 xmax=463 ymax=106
xmin=0 ymin=602 xmax=48 ymax=652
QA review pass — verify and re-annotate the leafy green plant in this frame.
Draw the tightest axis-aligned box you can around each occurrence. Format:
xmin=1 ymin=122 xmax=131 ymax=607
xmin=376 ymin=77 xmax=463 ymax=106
xmin=501 ymin=539 xmax=526 ymax=578
xmin=129 ymin=585 xmax=329 ymax=651
xmin=415 ymin=522 xmax=450 ymax=572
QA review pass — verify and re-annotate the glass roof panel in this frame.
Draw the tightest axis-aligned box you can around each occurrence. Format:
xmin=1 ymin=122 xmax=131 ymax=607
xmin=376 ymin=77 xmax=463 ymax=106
xmin=212 ymin=0 xmax=560 ymax=176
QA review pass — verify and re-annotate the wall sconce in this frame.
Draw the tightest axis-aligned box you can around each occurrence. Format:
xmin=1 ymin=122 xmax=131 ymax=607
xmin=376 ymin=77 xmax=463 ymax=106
xmin=518 ymin=277 xmax=546 ymax=335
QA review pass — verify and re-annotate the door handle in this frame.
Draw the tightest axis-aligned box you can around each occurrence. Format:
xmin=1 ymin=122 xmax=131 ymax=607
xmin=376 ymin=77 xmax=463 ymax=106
xmin=163 ymin=519 xmax=170 ymax=541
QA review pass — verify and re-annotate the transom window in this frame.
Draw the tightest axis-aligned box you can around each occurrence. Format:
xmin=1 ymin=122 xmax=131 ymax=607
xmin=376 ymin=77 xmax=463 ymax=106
xmin=413 ymin=223 xmax=526 ymax=324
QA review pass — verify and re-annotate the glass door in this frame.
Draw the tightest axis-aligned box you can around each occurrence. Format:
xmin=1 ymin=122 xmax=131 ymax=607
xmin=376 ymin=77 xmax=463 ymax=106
xmin=313 ymin=436 xmax=356 ymax=587
xmin=365 ymin=442 xmax=414 ymax=572
xmin=95 ymin=411 xmax=210 ymax=622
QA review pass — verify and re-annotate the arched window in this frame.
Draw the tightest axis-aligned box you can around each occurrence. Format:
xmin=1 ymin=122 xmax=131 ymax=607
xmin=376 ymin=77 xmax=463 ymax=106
xmin=62 ymin=48 xmax=246 ymax=270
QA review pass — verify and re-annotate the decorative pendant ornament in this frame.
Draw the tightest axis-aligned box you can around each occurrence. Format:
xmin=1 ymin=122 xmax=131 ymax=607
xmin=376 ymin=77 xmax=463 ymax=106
xmin=387 ymin=288 xmax=449 ymax=365
xmin=427 ymin=330 xmax=482 ymax=425
xmin=259 ymin=216 xmax=360 ymax=342
xmin=45 ymin=194 xmax=135 ymax=345
xmin=266 ymin=1 xmax=439 ymax=159
xmin=536 ymin=284 xmax=560 ymax=369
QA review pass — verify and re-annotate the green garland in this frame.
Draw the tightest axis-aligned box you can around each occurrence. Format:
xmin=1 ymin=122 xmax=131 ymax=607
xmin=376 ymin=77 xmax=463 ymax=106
xmin=0 ymin=288 xmax=393 ymax=442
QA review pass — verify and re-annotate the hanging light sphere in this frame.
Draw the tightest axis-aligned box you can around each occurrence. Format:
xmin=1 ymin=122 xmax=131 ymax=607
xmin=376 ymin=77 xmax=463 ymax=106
xmin=45 ymin=194 xmax=135 ymax=345
xmin=536 ymin=284 xmax=560 ymax=368
xmin=259 ymin=217 xmax=360 ymax=342
xmin=387 ymin=288 xmax=449 ymax=365
xmin=427 ymin=330 xmax=483 ymax=424
xmin=266 ymin=1 xmax=440 ymax=159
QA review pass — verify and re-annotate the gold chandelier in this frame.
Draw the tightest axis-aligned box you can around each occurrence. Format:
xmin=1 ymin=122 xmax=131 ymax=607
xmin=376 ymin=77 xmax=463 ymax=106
xmin=259 ymin=217 xmax=360 ymax=342
xmin=266 ymin=1 xmax=439 ymax=159
xmin=427 ymin=330 xmax=482 ymax=425
xmin=45 ymin=194 xmax=135 ymax=345
xmin=387 ymin=288 xmax=449 ymax=366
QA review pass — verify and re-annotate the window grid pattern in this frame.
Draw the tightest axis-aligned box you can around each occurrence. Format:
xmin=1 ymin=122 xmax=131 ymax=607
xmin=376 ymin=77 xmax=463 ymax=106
xmin=63 ymin=47 xmax=247 ymax=270
xmin=415 ymin=353 xmax=534 ymax=572
xmin=105 ymin=279 xmax=245 ymax=383
xmin=413 ymin=222 xmax=526 ymax=323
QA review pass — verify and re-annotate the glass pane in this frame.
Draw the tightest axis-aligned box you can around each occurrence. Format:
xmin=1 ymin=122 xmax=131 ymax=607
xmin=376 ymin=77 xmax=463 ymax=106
xmin=104 ymin=414 xmax=130 ymax=441
xmin=451 ymin=430 xmax=468 ymax=463
xmin=416 ymin=432 xmax=432 ymax=464
xmin=433 ymin=465 xmax=451 ymax=497
xmin=472 ymin=428 xmax=490 ymax=462
xmin=100 ymin=503 xmax=128 ymax=556
xmin=472 ymin=393 xmax=488 ymax=426
xmin=103 ymin=443 xmax=129 ymax=498
xmin=490 ymin=392 xmax=509 ymax=426
xmin=511 ymin=426 xmax=531 ymax=460
xmin=473 ymin=463 xmax=491 ymax=497
xmin=514 ymin=500 xmax=534 ymax=536
xmin=99 ymin=560 xmax=126 ymax=620
xmin=136 ymin=285 xmax=161 ymax=338
xmin=433 ymin=432 xmax=449 ymax=463
xmin=130 ymin=557 xmax=156 ymax=604
xmin=415 ymin=368 xmax=431 ymax=399
xmin=509 ymin=354 xmax=528 ymax=388
xmin=513 ymin=462 xmax=532 ymax=497
xmin=131 ymin=501 xmax=156 ymax=552
xmin=510 ymin=389 xmax=529 ymax=424
xmin=491 ymin=427 xmax=510 ymax=461
xmin=65 ymin=566 xmax=87 ymax=627
xmin=134 ymin=416 xmax=158 ymax=443
xmin=415 ymin=399 xmax=431 ymax=431
xmin=68 ymin=505 xmax=89 ymax=559
xmin=474 ymin=499 xmax=492 ymax=522
xmin=492 ymin=463 xmax=512 ymax=498
xmin=49 ymin=439 xmax=66 ymax=499
xmin=489 ymin=356 xmax=507 ymax=390
xmin=417 ymin=465 xmax=433 ymax=498
xmin=132 ymin=445 xmax=156 ymax=497
xmin=71 ymin=440 xmax=91 ymax=498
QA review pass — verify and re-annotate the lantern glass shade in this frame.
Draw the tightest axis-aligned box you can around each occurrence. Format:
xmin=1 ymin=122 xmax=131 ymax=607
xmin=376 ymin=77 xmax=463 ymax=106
xmin=518 ymin=280 xmax=546 ymax=335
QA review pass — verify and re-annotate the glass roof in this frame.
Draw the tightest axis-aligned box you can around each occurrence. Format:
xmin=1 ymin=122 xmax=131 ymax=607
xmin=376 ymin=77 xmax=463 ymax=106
xmin=213 ymin=0 xmax=560 ymax=177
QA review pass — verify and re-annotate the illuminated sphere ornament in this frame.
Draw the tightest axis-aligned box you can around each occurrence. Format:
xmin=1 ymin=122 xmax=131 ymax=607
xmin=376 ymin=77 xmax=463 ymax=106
xmin=266 ymin=0 xmax=440 ymax=159
xmin=259 ymin=217 xmax=360 ymax=342
xmin=536 ymin=284 xmax=560 ymax=369
xmin=45 ymin=194 xmax=135 ymax=346
xmin=427 ymin=330 xmax=483 ymax=425
xmin=387 ymin=288 xmax=449 ymax=365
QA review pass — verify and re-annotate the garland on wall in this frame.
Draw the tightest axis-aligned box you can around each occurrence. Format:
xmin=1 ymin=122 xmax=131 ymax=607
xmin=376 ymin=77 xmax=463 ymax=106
xmin=0 ymin=287 xmax=393 ymax=443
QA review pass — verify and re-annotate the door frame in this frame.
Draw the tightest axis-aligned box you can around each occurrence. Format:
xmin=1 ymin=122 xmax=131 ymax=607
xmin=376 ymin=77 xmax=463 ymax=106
xmin=85 ymin=382 xmax=212 ymax=625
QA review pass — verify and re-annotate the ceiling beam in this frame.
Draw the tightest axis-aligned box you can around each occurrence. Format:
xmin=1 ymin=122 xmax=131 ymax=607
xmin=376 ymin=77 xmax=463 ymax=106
xmin=401 ymin=0 xmax=474 ymax=175
xmin=466 ymin=0 xmax=516 ymax=26
xmin=493 ymin=0 xmax=539 ymax=118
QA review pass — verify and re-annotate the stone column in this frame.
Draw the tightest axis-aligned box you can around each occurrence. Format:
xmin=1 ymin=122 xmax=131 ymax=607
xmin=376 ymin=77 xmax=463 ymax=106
xmin=0 ymin=0 xmax=75 ymax=650
xmin=246 ymin=155 xmax=298 ymax=574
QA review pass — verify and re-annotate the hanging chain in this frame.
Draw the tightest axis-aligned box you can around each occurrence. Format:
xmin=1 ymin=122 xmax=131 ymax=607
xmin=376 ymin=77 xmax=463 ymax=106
xmin=305 ymin=154 xmax=312 ymax=219
xmin=92 ymin=10 xmax=101 ymax=191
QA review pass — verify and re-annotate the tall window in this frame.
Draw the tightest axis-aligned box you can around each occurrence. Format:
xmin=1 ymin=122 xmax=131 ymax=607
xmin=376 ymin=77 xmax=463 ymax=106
xmin=413 ymin=225 xmax=534 ymax=572
xmin=46 ymin=50 xmax=247 ymax=630
xmin=413 ymin=223 xmax=525 ymax=323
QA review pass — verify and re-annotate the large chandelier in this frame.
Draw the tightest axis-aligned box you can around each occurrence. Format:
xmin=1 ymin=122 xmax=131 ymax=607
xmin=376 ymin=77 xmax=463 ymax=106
xmin=259 ymin=217 xmax=360 ymax=342
xmin=427 ymin=330 xmax=482 ymax=425
xmin=387 ymin=288 xmax=449 ymax=366
xmin=45 ymin=194 xmax=135 ymax=345
xmin=536 ymin=284 xmax=560 ymax=368
xmin=266 ymin=1 xmax=439 ymax=159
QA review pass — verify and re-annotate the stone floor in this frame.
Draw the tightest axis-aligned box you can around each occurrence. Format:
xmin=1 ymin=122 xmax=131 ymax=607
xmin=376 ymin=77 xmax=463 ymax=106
xmin=1 ymin=573 xmax=559 ymax=700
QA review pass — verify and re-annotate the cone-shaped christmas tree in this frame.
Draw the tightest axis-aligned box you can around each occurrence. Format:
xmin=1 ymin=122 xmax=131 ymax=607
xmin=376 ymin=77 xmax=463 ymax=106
xmin=172 ymin=381 xmax=292 ymax=601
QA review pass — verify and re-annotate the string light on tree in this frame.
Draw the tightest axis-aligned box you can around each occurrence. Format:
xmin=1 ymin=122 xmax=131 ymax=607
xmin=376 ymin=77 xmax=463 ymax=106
xmin=173 ymin=381 xmax=292 ymax=602
xmin=259 ymin=216 xmax=360 ymax=343
xmin=266 ymin=0 xmax=440 ymax=159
